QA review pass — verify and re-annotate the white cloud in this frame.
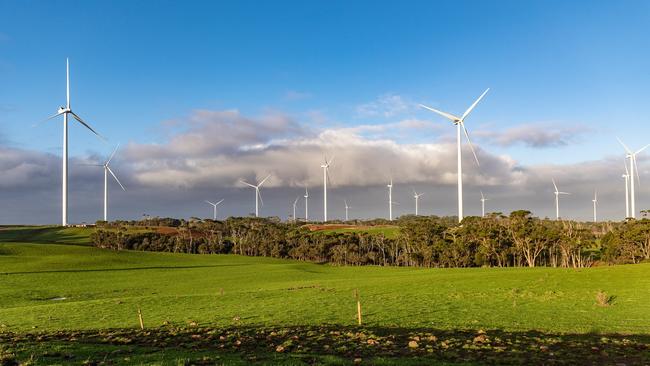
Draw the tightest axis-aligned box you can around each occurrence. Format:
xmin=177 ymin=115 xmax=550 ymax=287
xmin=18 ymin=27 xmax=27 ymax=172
xmin=356 ymin=94 xmax=412 ymax=118
xmin=475 ymin=123 xmax=592 ymax=148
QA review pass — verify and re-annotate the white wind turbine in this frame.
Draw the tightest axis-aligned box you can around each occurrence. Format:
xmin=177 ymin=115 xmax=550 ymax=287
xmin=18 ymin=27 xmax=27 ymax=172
xmin=480 ymin=190 xmax=489 ymax=218
xmin=82 ymin=144 xmax=125 ymax=221
xmin=44 ymin=58 xmax=103 ymax=226
xmin=623 ymin=161 xmax=630 ymax=218
xmin=617 ymin=138 xmax=650 ymax=219
xmin=292 ymin=196 xmax=300 ymax=222
xmin=205 ymin=199 xmax=224 ymax=220
xmin=240 ymin=175 xmax=271 ymax=217
xmin=413 ymin=189 xmax=423 ymax=216
xmin=420 ymin=89 xmax=488 ymax=223
xmin=592 ymin=190 xmax=598 ymax=222
xmin=304 ymin=187 xmax=309 ymax=221
xmin=321 ymin=157 xmax=334 ymax=221
xmin=344 ymin=199 xmax=350 ymax=221
xmin=552 ymin=179 xmax=570 ymax=220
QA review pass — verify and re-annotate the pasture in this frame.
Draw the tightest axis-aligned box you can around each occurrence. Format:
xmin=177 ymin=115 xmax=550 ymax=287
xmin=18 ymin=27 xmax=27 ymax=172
xmin=1 ymin=226 xmax=649 ymax=365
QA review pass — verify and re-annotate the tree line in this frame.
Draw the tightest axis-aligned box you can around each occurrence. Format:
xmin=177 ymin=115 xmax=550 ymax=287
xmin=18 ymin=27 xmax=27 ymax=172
xmin=91 ymin=211 xmax=650 ymax=268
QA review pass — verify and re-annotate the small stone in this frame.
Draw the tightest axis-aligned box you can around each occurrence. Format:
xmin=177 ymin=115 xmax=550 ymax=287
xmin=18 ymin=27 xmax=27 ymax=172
xmin=473 ymin=334 xmax=488 ymax=344
xmin=276 ymin=345 xmax=285 ymax=353
xmin=408 ymin=340 xmax=419 ymax=348
xmin=354 ymin=358 xmax=362 ymax=364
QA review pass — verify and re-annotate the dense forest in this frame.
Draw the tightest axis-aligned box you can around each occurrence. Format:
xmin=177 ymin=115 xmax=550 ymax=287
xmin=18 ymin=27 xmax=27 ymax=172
xmin=91 ymin=211 xmax=650 ymax=268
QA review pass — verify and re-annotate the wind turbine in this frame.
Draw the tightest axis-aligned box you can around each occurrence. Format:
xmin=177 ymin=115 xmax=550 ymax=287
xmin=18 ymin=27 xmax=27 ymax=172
xmin=480 ymin=191 xmax=489 ymax=218
xmin=623 ymin=161 xmax=630 ymax=218
xmin=321 ymin=157 xmax=334 ymax=221
xmin=420 ymin=89 xmax=488 ymax=223
xmin=413 ymin=189 xmax=423 ymax=216
xmin=552 ymin=179 xmax=570 ymax=220
xmin=592 ymin=190 xmax=598 ymax=222
xmin=205 ymin=199 xmax=224 ymax=220
xmin=240 ymin=175 xmax=271 ymax=217
xmin=344 ymin=199 xmax=350 ymax=221
xmin=44 ymin=58 xmax=103 ymax=226
xmin=387 ymin=179 xmax=394 ymax=221
xmin=617 ymin=138 xmax=650 ymax=219
xmin=304 ymin=187 xmax=309 ymax=221
xmin=292 ymin=196 xmax=300 ymax=222
xmin=82 ymin=144 xmax=125 ymax=221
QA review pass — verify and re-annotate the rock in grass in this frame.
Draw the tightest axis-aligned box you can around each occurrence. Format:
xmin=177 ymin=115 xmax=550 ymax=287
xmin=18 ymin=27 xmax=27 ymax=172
xmin=408 ymin=340 xmax=419 ymax=348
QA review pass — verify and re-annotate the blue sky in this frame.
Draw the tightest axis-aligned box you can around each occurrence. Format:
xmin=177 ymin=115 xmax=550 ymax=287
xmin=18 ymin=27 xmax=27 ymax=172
xmin=2 ymin=0 xmax=649 ymax=159
xmin=1 ymin=1 xmax=650 ymax=223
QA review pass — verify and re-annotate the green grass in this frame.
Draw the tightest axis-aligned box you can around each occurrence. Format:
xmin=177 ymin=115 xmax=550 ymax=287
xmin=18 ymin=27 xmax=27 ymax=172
xmin=1 ymin=226 xmax=650 ymax=364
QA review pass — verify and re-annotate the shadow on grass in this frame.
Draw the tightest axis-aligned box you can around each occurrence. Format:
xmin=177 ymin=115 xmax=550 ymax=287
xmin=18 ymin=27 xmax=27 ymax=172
xmin=0 ymin=227 xmax=93 ymax=246
xmin=2 ymin=324 xmax=649 ymax=365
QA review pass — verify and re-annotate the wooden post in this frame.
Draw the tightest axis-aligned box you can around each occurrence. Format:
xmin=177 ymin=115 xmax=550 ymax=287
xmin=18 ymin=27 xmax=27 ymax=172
xmin=137 ymin=307 xmax=144 ymax=330
xmin=355 ymin=289 xmax=362 ymax=325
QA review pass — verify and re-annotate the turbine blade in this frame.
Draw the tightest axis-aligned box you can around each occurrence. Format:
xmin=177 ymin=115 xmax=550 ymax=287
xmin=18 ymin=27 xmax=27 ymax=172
xmin=559 ymin=192 xmax=570 ymax=195
xmin=240 ymin=180 xmax=256 ymax=188
xmin=481 ymin=190 xmax=485 ymax=200
xmin=70 ymin=112 xmax=105 ymax=140
xmin=106 ymin=143 xmax=120 ymax=165
xmin=216 ymin=199 xmax=224 ymax=206
xmin=552 ymin=179 xmax=559 ymax=192
xmin=419 ymin=104 xmax=460 ymax=122
xmin=624 ymin=158 xmax=630 ymax=175
xmin=107 ymin=166 xmax=126 ymax=191
xmin=326 ymin=167 xmax=334 ymax=187
xmin=258 ymin=174 xmax=271 ymax=187
xmin=617 ymin=137 xmax=633 ymax=154
xmin=205 ymin=200 xmax=215 ymax=206
xmin=461 ymin=88 xmax=489 ymax=120
xmin=327 ymin=155 xmax=335 ymax=166
xmin=635 ymin=143 xmax=650 ymax=155
xmin=257 ymin=189 xmax=264 ymax=207
xmin=461 ymin=122 xmax=480 ymax=166
xmin=66 ymin=58 xmax=70 ymax=109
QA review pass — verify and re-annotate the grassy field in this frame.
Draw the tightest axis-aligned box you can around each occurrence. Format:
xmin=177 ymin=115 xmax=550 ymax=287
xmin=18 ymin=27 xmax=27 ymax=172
xmin=1 ymin=227 xmax=650 ymax=365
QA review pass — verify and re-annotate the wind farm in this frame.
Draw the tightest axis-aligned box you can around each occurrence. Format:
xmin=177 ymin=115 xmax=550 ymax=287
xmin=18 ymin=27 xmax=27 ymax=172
xmin=3 ymin=2 xmax=650 ymax=365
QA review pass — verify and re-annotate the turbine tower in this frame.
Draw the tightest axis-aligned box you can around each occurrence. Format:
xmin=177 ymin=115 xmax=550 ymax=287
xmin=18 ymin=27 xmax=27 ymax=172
xmin=420 ymin=89 xmax=488 ymax=223
xmin=304 ymin=187 xmax=309 ymax=221
xmin=240 ymin=175 xmax=271 ymax=217
xmin=45 ymin=58 xmax=103 ymax=226
xmin=592 ymin=190 xmax=598 ymax=222
xmin=552 ymin=179 xmax=570 ymax=220
xmin=205 ymin=199 xmax=224 ymax=220
xmin=387 ymin=179 xmax=394 ymax=221
xmin=321 ymin=157 xmax=333 ymax=221
xmin=344 ymin=199 xmax=350 ymax=221
xmin=413 ymin=189 xmax=423 ymax=216
xmin=480 ymin=191 xmax=489 ymax=218
xmin=621 ymin=162 xmax=630 ymax=219
xmin=617 ymin=138 xmax=650 ymax=219
xmin=292 ymin=196 xmax=300 ymax=222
